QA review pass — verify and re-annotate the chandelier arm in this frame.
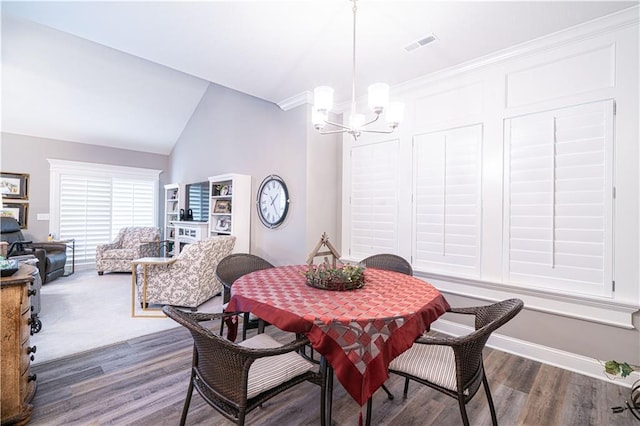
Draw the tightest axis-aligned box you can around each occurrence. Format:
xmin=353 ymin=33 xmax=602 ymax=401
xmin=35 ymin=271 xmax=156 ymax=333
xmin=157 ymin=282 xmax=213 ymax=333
xmin=360 ymin=128 xmax=396 ymax=135
xmin=360 ymin=113 xmax=381 ymax=128
xmin=317 ymin=129 xmax=350 ymax=135
xmin=323 ymin=119 xmax=352 ymax=131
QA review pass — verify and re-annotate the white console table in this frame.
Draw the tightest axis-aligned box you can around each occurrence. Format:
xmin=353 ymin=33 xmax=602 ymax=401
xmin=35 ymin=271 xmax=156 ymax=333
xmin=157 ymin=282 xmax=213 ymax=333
xmin=172 ymin=221 xmax=209 ymax=255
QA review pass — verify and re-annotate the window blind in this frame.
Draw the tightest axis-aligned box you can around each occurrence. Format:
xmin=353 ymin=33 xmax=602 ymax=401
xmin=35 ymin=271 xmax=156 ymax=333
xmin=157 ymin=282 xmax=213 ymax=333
xmin=504 ymin=100 xmax=614 ymax=297
xmin=112 ymin=178 xmax=155 ymax=236
xmin=349 ymin=140 xmax=399 ymax=259
xmin=413 ymin=124 xmax=482 ymax=276
xmin=59 ymin=175 xmax=112 ymax=265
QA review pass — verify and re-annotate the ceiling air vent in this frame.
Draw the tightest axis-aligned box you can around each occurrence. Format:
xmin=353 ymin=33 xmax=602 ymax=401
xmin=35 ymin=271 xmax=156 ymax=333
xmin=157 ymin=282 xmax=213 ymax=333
xmin=404 ymin=33 xmax=438 ymax=52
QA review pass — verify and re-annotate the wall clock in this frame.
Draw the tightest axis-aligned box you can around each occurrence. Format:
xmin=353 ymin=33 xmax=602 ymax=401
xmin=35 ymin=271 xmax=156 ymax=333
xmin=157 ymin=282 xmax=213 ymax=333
xmin=257 ymin=175 xmax=290 ymax=229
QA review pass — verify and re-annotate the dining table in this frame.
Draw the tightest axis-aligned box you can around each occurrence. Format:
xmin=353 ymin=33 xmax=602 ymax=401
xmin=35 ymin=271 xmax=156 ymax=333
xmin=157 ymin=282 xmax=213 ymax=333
xmin=225 ymin=264 xmax=450 ymax=414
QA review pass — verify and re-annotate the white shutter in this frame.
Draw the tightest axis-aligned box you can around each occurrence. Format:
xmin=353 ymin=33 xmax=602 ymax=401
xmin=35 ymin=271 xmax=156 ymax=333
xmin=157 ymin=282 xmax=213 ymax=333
xmin=413 ymin=124 xmax=482 ymax=276
xmin=59 ymin=174 xmax=111 ymax=265
xmin=349 ymin=140 xmax=399 ymax=259
xmin=112 ymin=178 xmax=155 ymax=237
xmin=504 ymin=100 xmax=613 ymax=297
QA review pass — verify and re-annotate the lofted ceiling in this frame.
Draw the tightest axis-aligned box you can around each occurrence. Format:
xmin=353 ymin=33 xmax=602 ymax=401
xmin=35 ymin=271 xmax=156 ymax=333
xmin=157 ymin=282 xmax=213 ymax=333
xmin=2 ymin=1 xmax=637 ymax=155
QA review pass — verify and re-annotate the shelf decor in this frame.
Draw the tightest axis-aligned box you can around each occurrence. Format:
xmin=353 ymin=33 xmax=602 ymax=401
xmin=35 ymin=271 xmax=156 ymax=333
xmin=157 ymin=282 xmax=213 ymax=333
xmin=304 ymin=262 xmax=365 ymax=291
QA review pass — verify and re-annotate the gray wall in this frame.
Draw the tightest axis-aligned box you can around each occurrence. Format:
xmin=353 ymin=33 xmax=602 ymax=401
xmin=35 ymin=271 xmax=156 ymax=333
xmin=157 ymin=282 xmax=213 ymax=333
xmin=0 ymin=132 xmax=169 ymax=241
xmin=170 ymin=83 xmax=340 ymax=265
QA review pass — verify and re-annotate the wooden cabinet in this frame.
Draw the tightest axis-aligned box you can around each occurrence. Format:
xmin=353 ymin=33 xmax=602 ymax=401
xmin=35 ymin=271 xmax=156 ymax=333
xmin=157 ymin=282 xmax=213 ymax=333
xmin=163 ymin=183 xmax=182 ymax=257
xmin=1 ymin=264 xmax=37 ymax=425
xmin=208 ymin=174 xmax=251 ymax=253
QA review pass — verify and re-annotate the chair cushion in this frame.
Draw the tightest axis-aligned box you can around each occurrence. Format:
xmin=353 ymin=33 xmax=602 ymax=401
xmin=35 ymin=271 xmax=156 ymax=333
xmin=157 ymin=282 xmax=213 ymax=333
xmin=390 ymin=343 xmax=459 ymax=393
xmin=239 ymin=333 xmax=315 ymax=399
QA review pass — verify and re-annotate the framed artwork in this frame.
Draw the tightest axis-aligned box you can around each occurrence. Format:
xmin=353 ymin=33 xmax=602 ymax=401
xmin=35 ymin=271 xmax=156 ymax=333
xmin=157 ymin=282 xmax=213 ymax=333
xmin=0 ymin=172 xmax=29 ymax=200
xmin=213 ymin=200 xmax=232 ymax=213
xmin=1 ymin=202 xmax=28 ymax=228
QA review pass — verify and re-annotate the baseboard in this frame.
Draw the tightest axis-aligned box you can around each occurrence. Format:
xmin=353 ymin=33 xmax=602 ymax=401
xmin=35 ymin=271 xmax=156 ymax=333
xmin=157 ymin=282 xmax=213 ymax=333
xmin=431 ymin=319 xmax=639 ymax=389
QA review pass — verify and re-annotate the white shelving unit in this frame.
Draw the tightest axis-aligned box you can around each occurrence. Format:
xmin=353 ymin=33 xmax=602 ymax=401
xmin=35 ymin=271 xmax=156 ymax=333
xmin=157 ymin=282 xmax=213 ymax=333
xmin=163 ymin=183 xmax=182 ymax=256
xmin=208 ymin=173 xmax=251 ymax=253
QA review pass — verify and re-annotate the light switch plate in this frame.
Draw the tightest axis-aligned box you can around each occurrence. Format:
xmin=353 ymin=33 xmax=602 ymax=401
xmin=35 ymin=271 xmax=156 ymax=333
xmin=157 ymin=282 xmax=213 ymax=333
xmin=37 ymin=213 xmax=50 ymax=221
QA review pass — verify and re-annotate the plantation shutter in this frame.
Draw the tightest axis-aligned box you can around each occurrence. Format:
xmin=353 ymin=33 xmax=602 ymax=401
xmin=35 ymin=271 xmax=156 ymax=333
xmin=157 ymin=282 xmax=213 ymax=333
xmin=59 ymin=175 xmax=112 ymax=265
xmin=112 ymin=178 xmax=156 ymax=236
xmin=504 ymin=100 xmax=614 ymax=297
xmin=349 ymin=140 xmax=399 ymax=259
xmin=413 ymin=124 xmax=482 ymax=276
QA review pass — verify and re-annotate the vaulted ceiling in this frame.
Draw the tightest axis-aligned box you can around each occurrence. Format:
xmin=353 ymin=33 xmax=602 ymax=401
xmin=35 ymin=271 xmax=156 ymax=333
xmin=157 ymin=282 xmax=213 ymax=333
xmin=2 ymin=1 xmax=637 ymax=154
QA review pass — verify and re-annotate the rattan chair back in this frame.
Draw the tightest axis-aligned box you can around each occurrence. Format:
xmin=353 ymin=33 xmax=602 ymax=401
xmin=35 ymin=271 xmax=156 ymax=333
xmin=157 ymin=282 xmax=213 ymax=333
xmin=163 ymin=306 xmax=325 ymax=426
xmin=389 ymin=298 xmax=524 ymax=426
xmin=360 ymin=253 xmax=413 ymax=276
xmin=216 ymin=253 xmax=275 ymax=303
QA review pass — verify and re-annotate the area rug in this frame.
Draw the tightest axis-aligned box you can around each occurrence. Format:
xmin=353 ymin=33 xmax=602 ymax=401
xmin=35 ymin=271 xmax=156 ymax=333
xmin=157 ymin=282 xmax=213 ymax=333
xmin=31 ymin=269 xmax=223 ymax=364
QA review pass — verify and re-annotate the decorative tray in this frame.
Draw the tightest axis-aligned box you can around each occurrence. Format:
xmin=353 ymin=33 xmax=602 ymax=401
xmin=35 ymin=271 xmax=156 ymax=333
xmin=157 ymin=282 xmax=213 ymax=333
xmin=304 ymin=263 xmax=365 ymax=291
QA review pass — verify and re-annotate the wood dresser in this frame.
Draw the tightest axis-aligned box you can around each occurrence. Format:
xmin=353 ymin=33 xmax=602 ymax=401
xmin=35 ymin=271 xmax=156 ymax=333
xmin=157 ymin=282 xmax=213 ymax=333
xmin=1 ymin=263 xmax=37 ymax=425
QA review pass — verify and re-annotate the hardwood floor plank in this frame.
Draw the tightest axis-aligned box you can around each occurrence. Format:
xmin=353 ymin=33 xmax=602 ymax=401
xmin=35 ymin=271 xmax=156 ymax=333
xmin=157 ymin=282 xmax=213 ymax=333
xmin=30 ymin=323 xmax=635 ymax=426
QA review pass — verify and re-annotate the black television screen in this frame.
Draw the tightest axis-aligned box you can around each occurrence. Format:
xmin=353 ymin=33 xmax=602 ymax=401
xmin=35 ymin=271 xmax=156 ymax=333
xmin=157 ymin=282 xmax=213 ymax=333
xmin=185 ymin=182 xmax=210 ymax=222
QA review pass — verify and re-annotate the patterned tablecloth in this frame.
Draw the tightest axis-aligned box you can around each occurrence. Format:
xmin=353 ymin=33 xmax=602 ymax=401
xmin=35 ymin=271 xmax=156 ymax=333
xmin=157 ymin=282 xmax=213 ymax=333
xmin=226 ymin=264 xmax=450 ymax=406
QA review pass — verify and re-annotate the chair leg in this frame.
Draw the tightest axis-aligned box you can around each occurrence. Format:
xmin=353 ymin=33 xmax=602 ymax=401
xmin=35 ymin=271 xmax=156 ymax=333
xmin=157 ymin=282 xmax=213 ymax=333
xmin=179 ymin=374 xmax=195 ymax=426
xmin=403 ymin=377 xmax=410 ymax=397
xmin=242 ymin=312 xmax=249 ymax=340
xmin=320 ymin=357 xmax=327 ymax=426
xmin=365 ymin=397 xmax=372 ymax=426
xmin=458 ymin=395 xmax=471 ymax=426
xmin=483 ymin=374 xmax=498 ymax=426
xmin=381 ymin=384 xmax=394 ymax=400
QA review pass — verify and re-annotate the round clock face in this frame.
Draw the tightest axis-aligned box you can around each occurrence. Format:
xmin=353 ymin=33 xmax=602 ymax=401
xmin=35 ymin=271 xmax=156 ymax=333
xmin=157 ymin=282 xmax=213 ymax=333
xmin=257 ymin=175 xmax=290 ymax=229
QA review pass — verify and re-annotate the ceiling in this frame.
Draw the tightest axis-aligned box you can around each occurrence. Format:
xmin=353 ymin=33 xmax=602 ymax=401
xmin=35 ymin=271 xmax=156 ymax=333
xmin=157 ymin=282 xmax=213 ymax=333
xmin=2 ymin=1 xmax=637 ymax=155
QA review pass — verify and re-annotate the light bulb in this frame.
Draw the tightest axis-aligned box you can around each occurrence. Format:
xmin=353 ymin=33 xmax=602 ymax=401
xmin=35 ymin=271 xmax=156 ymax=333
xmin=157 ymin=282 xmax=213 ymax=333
xmin=386 ymin=102 xmax=405 ymax=128
xmin=313 ymin=86 xmax=334 ymax=112
xmin=368 ymin=83 xmax=389 ymax=114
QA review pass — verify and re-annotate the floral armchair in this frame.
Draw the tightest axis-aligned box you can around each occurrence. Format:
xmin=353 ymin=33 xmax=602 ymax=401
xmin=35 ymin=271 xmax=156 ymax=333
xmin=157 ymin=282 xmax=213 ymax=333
xmin=96 ymin=226 xmax=161 ymax=275
xmin=135 ymin=236 xmax=236 ymax=309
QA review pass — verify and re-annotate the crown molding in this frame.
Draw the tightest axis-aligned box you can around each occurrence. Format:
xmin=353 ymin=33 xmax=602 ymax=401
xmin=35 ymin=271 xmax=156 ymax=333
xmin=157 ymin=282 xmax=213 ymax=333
xmin=277 ymin=91 xmax=313 ymax=111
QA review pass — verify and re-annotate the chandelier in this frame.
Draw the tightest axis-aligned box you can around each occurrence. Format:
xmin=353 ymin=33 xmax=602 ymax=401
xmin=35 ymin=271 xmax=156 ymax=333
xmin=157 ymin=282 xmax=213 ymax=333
xmin=312 ymin=0 xmax=404 ymax=140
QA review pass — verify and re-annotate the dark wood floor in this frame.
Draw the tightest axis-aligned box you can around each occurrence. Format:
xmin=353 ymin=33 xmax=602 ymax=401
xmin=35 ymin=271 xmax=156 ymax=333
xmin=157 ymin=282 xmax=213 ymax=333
xmin=29 ymin=321 xmax=637 ymax=425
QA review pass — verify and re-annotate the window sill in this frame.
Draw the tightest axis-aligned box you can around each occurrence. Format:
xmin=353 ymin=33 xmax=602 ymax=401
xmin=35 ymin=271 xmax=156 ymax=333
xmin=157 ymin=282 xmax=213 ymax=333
xmin=415 ymin=270 xmax=638 ymax=329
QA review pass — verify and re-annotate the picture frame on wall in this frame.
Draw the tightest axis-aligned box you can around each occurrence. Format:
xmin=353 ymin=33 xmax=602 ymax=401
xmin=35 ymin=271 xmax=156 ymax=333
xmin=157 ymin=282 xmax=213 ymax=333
xmin=0 ymin=172 xmax=29 ymax=200
xmin=1 ymin=202 xmax=28 ymax=228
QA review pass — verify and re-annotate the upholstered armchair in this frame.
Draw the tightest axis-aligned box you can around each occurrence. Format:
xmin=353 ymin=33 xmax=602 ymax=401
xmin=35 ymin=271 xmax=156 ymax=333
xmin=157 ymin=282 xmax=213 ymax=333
xmin=0 ymin=216 xmax=67 ymax=284
xmin=135 ymin=236 xmax=235 ymax=309
xmin=96 ymin=226 xmax=161 ymax=275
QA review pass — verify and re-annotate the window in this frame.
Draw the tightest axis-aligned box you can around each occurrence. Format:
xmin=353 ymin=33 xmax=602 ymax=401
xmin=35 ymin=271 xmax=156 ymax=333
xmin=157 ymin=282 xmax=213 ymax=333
xmin=49 ymin=160 xmax=161 ymax=266
xmin=348 ymin=140 xmax=399 ymax=259
xmin=413 ymin=124 xmax=483 ymax=277
xmin=503 ymin=100 xmax=614 ymax=297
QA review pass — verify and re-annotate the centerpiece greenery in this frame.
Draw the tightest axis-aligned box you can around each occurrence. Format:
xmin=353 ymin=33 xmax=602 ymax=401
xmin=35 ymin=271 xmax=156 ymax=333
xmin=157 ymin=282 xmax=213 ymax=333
xmin=304 ymin=262 xmax=365 ymax=291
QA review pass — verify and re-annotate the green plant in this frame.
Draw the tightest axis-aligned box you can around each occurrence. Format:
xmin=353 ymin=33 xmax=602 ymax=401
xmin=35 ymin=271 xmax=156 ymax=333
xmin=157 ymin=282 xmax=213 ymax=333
xmin=604 ymin=360 xmax=640 ymax=378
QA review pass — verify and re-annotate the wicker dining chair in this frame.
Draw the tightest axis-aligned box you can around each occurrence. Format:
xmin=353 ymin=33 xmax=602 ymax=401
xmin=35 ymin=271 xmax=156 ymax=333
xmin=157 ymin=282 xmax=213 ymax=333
xmin=163 ymin=306 xmax=327 ymax=426
xmin=360 ymin=253 xmax=413 ymax=276
xmin=388 ymin=298 xmax=524 ymax=426
xmin=359 ymin=253 xmax=413 ymax=403
xmin=215 ymin=253 xmax=274 ymax=339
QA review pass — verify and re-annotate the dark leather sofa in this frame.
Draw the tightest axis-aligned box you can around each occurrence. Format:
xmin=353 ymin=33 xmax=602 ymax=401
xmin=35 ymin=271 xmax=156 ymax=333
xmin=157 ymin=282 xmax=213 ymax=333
xmin=0 ymin=217 xmax=67 ymax=284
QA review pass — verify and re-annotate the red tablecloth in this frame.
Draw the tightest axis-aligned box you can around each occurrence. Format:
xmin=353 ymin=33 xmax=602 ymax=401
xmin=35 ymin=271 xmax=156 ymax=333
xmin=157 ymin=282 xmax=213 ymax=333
xmin=226 ymin=265 xmax=450 ymax=406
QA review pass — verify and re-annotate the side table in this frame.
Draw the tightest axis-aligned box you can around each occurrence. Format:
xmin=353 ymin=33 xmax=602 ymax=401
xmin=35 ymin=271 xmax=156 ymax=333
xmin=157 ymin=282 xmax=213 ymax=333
xmin=53 ymin=238 xmax=75 ymax=276
xmin=131 ymin=257 xmax=176 ymax=318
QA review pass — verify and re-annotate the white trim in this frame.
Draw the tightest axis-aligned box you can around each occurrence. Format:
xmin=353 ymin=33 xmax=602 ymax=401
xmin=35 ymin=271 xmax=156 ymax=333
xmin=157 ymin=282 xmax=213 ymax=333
xmin=277 ymin=91 xmax=313 ymax=111
xmin=418 ymin=270 xmax=638 ymax=329
xmin=393 ymin=6 xmax=639 ymax=98
xmin=48 ymin=158 xmax=161 ymax=179
xmin=432 ymin=318 xmax=638 ymax=389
